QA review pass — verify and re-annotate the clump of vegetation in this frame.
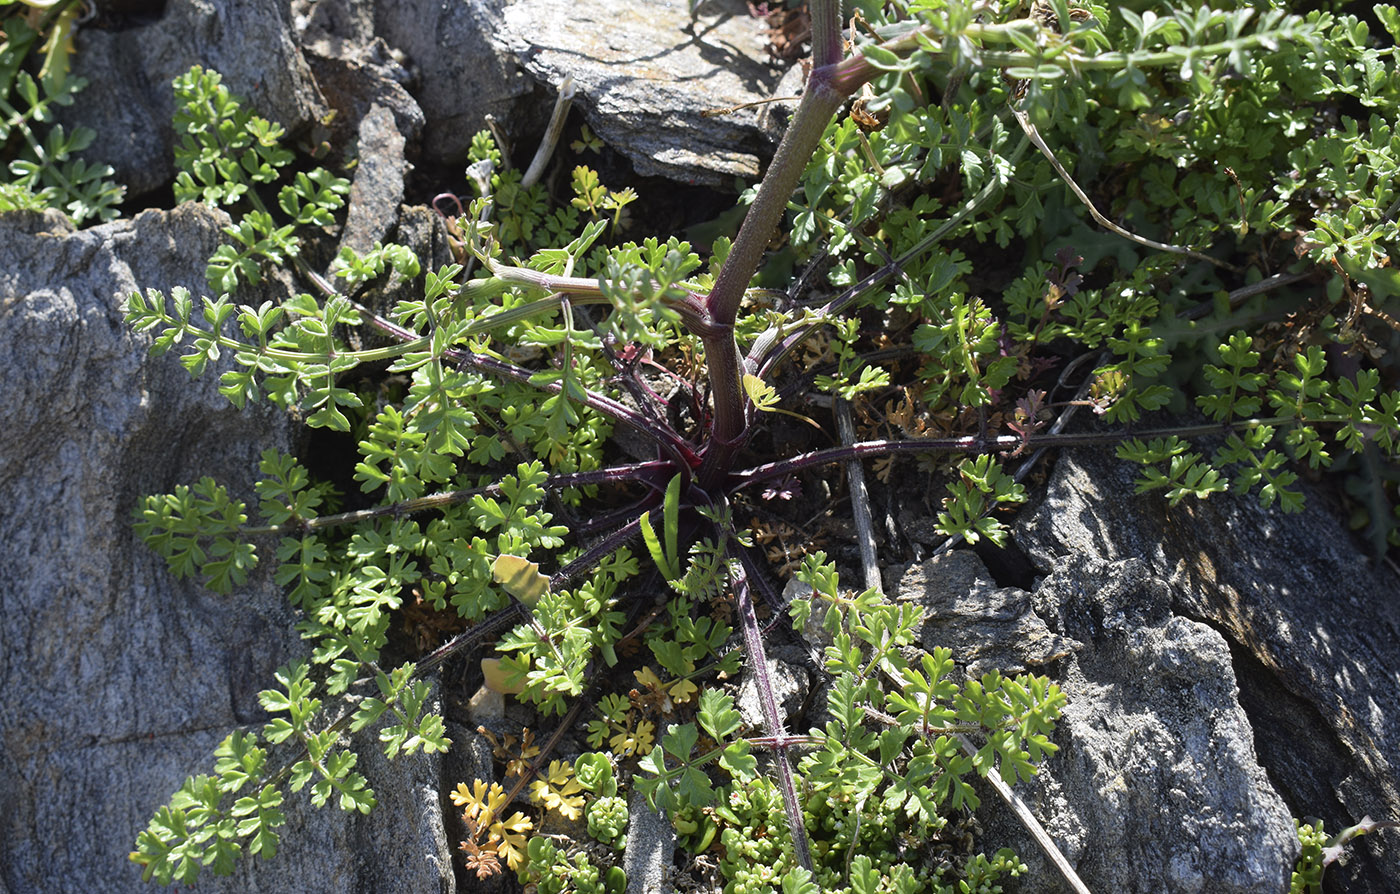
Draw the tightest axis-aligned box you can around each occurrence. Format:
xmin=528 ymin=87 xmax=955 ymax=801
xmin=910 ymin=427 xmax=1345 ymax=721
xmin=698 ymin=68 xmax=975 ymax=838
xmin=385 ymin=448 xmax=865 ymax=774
xmin=1291 ymin=816 xmax=1400 ymax=893
xmin=0 ymin=0 xmax=124 ymax=222
xmin=123 ymin=1 xmax=1399 ymax=891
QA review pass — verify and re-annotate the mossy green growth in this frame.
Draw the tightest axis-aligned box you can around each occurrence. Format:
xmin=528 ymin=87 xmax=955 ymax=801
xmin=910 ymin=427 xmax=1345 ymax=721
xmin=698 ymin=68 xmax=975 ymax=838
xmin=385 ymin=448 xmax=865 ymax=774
xmin=1290 ymin=820 xmax=1327 ymax=894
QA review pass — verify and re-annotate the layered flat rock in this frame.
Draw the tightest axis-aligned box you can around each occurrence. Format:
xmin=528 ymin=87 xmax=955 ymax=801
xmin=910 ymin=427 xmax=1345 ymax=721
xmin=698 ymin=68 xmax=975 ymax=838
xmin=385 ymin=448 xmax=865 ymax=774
xmin=496 ymin=0 xmax=802 ymax=186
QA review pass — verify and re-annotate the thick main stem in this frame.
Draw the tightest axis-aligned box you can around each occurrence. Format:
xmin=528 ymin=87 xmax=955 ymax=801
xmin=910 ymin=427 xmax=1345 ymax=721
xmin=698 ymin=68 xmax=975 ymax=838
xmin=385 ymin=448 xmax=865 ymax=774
xmin=698 ymin=70 xmax=855 ymax=488
xmin=807 ymin=0 xmax=843 ymax=69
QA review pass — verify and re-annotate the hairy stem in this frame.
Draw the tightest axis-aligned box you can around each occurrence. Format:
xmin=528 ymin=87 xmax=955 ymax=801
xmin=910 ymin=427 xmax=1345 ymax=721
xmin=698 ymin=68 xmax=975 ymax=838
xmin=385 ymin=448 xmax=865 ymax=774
xmin=298 ymin=262 xmax=699 ymax=464
xmin=726 ymin=416 xmax=1335 ymax=490
xmin=352 ymin=293 xmax=696 ymax=463
xmin=727 ymin=542 xmax=814 ymax=872
xmin=479 ymin=260 xmax=713 ymax=334
xmin=827 ymin=15 xmax=1309 ymax=94
xmin=549 ymin=514 xmax=647 ymax=592
xmin=447 ymin=346 xmax=696 ymax=465
xmin=240 ymin=462 xmax=668 ymax=536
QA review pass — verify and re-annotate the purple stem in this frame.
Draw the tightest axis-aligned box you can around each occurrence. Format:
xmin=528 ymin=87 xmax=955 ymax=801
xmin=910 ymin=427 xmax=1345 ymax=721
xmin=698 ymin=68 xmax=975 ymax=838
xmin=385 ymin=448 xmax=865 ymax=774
xmin=696 ymin=0 xmax=864 ymax=490
xmin=753 ymin=256 xmax=905 ymax=380
xmin=808 ymin=0 xmax=844 ymax=70
xmin=414 ymin=602 xmax=527 ymax=678
xmin=738 ymin=544 xmax=788 ymax=614
xmin=727 ymin=418 xmax=1308 ymax=491
xmin=445 ymin=348 xmax=690 ymax=455
xmin=549 ymin=514 xmax=648 ymax=593
xmin=344 ymin=295 xmax=701 ymax=469
xmin=727 ymin=538 xmax=814 ymax=871
xmin=241 ymin=461 xmax=668 ymax=536
xmin=571 ymin=496 xmax=658 ymax=538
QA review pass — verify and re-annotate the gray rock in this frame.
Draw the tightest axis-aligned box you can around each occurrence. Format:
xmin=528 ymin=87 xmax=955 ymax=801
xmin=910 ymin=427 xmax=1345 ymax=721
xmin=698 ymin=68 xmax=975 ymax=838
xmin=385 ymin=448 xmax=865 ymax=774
xmin=625 ymin=787 xmax=675 ymax=894
xmin=339 ymin=103 xmax=413 ymax=255
xmin=1017 ymin=447 xmax=1400 ymax=892
xmin=372 ymin=0 xmax=534 ymax=168
xmin=496 ymin=0 xmax=802 ymax=186
xmin=302 ymin=37 xmax=425 ymax=155
xmin=0 ymin=206 xmax=450 ymax=893
xmin=888 ymin=550 xmax=1076 ymax=676
xmin=60 ymin=0 xmax=328 ymax=198
xmin=301 ymin=0 xmax=527 ymax=171
xmin=393 ymin=203 xmax=462 ymax=274
xmin=296 ymin=0 xmax=378 ymax=55
xmin=736 ymin=654 xmax=809 ymax=733
xmin=298 ymin=44 xmax=425 ymax=259
xmin=344 ymin=684 xmax=456 ymax=893
xmin=980 ymin=556 xmax=1296 ymax=894
xmin=340 ymin=203 xmax=460 ymax=355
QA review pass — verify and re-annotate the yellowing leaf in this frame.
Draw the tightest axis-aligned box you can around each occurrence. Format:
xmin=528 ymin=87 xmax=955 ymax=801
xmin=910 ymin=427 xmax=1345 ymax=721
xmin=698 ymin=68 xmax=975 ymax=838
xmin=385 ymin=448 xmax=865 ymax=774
xmin=528 ymin=760 xmax=586 ymax=821
xmin=451 ymin=779 xmax=510 ymax=825
xmin=480 ymin=658 xmax=526 ymax=695
xmin=743 ymin=373 xmax=777 ymax=410
xmin=491 ymin=812 xmax=533 ymax=870
xmin=668 ymin=676 xmax=699 ymax=705
xmin=744 ymin=373 xmax=823 ymax=430
xmin=491 ymin=554 xmax=549 ymax=605
xmin=609 ymin=719 xmax=655 ymax=757
xmin=449 ymin=781 xmax=479 ymax=808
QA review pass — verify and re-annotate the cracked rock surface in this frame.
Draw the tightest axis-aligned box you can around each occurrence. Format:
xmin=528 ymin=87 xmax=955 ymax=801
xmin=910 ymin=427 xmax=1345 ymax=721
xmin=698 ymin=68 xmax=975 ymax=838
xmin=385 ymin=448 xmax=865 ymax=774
xmin=0 ymin=207 xmax=453 ymax=893
xmin=981 ymin=555 xmax=1296 ymax=894
xmin=890 ymin=550 xmax=1076 ymax=676
xmin=1010 ymin=448 xmax=1400 ymax=893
